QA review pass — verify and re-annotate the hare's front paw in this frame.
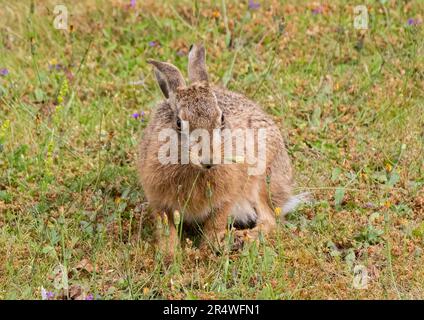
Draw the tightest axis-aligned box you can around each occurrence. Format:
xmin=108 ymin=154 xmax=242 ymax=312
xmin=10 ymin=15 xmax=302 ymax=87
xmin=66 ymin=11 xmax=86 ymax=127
xmin=232 ymin=229 xmax=259 ymax=250
xmin=200 ymin=230 xmax=227 ymax=252
xmin=201 ymin=229 xmax=257 ymax=253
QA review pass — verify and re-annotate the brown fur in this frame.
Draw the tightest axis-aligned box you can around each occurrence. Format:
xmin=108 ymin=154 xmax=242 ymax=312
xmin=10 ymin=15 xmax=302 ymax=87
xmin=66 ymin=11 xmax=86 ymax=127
xmin=138 ymin=45 xmax=293 ymax=258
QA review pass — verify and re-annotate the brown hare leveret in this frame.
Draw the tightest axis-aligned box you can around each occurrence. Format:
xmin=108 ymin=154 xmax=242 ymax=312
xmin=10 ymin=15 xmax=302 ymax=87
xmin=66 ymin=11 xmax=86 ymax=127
xmin=138 ymin=44 xmax=308 ymax=257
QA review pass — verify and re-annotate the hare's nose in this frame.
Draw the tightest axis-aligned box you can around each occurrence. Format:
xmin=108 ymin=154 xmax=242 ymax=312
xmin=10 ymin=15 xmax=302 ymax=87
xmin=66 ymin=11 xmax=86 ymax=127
xmin=202 ymin=163 xmax=215 ymax=170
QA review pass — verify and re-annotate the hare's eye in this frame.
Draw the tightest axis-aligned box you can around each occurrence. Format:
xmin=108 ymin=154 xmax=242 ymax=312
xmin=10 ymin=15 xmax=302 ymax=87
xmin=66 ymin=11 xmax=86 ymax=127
xmin=221 ymin=113 xmax=225 ymax=126
xmin=176 ymin=117 xmax=182 ymax=131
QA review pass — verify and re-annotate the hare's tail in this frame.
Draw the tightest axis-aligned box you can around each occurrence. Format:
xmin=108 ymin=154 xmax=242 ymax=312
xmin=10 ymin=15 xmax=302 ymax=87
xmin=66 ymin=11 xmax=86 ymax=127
xmin=282 ymin=192 xmax=312 ymax=214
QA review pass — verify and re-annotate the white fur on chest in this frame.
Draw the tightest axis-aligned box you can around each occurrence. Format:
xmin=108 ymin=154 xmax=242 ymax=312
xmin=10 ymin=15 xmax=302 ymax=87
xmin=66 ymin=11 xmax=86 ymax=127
xmin=229 ymin=199 xmax=257 ymax=225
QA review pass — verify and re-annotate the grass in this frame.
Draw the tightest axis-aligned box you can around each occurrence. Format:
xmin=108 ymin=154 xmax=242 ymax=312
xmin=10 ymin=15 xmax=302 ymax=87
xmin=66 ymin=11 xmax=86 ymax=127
xmin=0 ymin=0 xmax=423 ymax=299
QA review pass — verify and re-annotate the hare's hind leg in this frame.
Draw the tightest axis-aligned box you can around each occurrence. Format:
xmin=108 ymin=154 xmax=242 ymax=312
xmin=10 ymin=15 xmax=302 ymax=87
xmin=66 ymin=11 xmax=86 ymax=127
xmin=254 ymin=197 xmax=277 ymax=234
xmin=269 ymin=149 xmax=293 ymax=210
xmin=232 ymin=207 xmax=275 ymax=247
xmin=233 ymin=183 xmax=276 ymax=243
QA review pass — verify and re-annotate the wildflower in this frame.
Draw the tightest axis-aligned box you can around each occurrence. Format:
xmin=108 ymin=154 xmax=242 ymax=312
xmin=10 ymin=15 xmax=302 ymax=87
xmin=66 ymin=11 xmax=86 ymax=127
xmin=407 ymin=18 xmax=421 ymax=26
xmin=312 ymin=6 xmax=323 ymax=15
xmin=162 ymin=212 xmax=168 ymax=226
xmin=65 ymin=69 xmax=74 ymax=81
xmin=211 ymin=10 xmax=220 ymax=18
xmin=41 ymin=287 xmax=47 ymax=300
xmin=385 ymin=163 xmax=392 ymax=173
xmin=148 ymin=41 xmax=157 ymax=47
xmin=132 ymin=111 xmax=145 ymax=121
xmin=162 ymin=212 xmax=170 ymax=236
xmin=173 ymin=210 xmax=181 ymax=226
xmin=55 ymin=78 xmax=69 ymax=109
xmin=248 ymin=0 xmax=260 ymax=10
xmin=49 ymin=64 xmax=63 ymax=71
xmin=85 ymin=293 xmax=94 ymax=300
xmin=49 ymin=61 xmax=63 ymax=71
xmin=274 ymin=207 xmax=282 ymax=216
xmin=157 ymin=213 xmax=163 ymax=230
xmin=41 ymin=287 xmax=55 ymax=300
xmin=130 ymin=0 xmax=136 ymax=8
xmin=0 ymin=68 xmax=9 ymax=76
xmin=143 ymin=287 xmax=150 ymax=295
xmin=0 ymin=120 xmax=10 ymax=141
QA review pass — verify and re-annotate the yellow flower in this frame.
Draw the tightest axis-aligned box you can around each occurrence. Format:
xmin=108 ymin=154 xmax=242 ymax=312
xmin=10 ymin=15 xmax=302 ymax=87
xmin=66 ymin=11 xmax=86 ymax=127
xmin=274 ymin=207 xmax=282 ymax=216
xmin=212 ymin=10 xmax=220 ymax=18
xmin=143 ymin=287 xmax=150 ymax=295
xmin=0 ymin=119 xmax=10 ymax=141
xmin=385 ymin=163 xmax=392 ymax=172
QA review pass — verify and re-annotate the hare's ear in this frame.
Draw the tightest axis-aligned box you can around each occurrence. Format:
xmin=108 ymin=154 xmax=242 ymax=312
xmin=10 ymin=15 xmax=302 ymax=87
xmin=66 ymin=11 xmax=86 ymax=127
xmin=153 ymin=69 xmax=170 ymax=98
xmin=188 ymin=44 xmax=208 ymax=83
xmin=148 ymin=60 xmax=185 ymax=97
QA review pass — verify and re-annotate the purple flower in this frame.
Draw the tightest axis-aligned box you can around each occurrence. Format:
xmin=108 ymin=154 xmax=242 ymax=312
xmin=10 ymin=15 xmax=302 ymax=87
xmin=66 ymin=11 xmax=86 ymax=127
xmin=148 ymin=41 xmax=157 ymax=47
xmin=130 ymin=0 xmax=136 ymax=8
xmin=248 ymin=0 xmax=260 ymax=10
xmin=0 ymin=68 xmax=9 ymax=76
xmin=132 ymin=111 xmax=145 ymax=121
xmin=49 ymin=63 xmax=63 ymax=71
xmin=407 ymin=18 xmax=421 ymax=26
xmin=85 ymin=293 xmax=94 ymax=300
xmin=41 ymin=287 xmax=55 ymax=300
xmin=312 ymin=6 xmax=323 ymax=15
